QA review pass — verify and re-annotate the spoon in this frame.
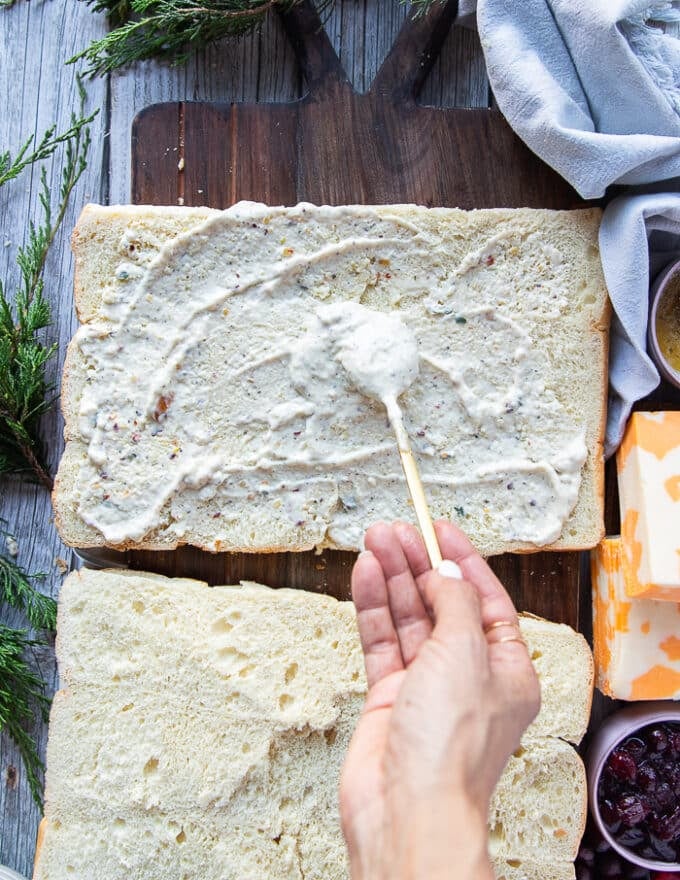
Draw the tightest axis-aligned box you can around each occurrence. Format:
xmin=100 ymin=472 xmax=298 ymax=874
xmin=329 ymin=303 xmax=462 ymax=577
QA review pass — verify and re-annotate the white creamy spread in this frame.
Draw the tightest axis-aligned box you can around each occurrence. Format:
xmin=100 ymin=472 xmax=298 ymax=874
xmin=293 ymin=302 xmax=420 ymax=404
xmin=73 ymin=202 xmax=588 ymax=550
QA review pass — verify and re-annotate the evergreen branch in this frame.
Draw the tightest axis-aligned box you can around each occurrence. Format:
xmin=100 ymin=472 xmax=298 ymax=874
xmin=70 ymin=0 xmax=285 ymax=76
xmin=0 ymin=102 xmax=98 ymax=190
xmin=408 ymin=0 xmax=441 ymax=17
xmin=0 ymin=552 xmax=56 ymax=632
xmin=0 ymin=79 xmax=97 ymax=488
xmin=0 ymin=625 xmax=51 ymax=808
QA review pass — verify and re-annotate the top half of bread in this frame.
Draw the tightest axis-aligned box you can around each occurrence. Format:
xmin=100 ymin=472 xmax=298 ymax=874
xmin=55 ymin=203 xmax=609 ymax=555
xmin=55 ymin=569 xmax=593 ymax=747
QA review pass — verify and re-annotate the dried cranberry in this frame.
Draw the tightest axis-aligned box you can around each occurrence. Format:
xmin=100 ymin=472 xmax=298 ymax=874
xmin=609 ymin=748 xmax=640 ymax=783
xmin=651 ymin=872 xmax=680 ymax=879
xmin=601 ymin=798 xmax=623 ymax=832
xmin=650 ymin=751 xmax=667 ymax=770
xmin=647 ymin=729 xmax=670 ymax=754
xmin=624 ymin=737 xmax=648 ymax=761
xmin=649 ymin=806 xmax=680 ymax=842
xmin=654 ymin=783 xmax=676 ymax=812
xmin=617 ymin=827 xmax=646 ymax=848
xmin=618 ymin=794 xmax=650 ymax=827
xmin=664 ymin=763 xmax=680 ymax=795
xmin=637 ymin=763 xmax=659 ymax=793
xmin=668 ymin=729 xmax=680 ymax=756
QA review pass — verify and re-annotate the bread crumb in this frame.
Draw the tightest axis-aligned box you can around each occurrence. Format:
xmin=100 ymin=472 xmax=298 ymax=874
xmin=5 ymin=535 xmax=18 ymax=557
xmin=55 ymin=557 xmax=69 ymax=574
xmin=177 ymin=157 xmax=185 ymax=172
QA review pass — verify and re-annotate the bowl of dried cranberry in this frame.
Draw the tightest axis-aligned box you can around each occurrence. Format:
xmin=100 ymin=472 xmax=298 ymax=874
xmin=587 ymin=702 xmax=680 ymax=873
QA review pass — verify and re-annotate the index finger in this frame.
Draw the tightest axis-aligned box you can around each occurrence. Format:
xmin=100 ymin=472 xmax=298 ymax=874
xmin=351 ymin=549 xmax=405 ymax=688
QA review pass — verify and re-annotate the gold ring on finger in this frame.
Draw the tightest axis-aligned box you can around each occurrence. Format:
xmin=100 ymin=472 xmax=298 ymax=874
xmin=494 ymin=634 xmax=528 ymax=647
xmin=483 ymin=619 xmax=519 ymax=634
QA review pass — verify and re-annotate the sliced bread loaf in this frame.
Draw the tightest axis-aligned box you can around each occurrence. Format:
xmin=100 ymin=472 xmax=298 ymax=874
xmin=519 ymin=614 xmax=593 ymax=744
xmin=54 ymin=202 xmax=609 ymax=556
xmin=35 ymin=569 xmax=592 ymax=880
xmin=492 ymin=859 xmax=578 ymax=880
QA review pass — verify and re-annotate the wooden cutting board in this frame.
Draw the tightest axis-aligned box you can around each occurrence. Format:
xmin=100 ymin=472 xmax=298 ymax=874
xmin=128 ymin=0 xmax=594 ymax=630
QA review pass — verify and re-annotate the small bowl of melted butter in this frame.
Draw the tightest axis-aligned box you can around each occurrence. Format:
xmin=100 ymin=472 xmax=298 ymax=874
xmin=649 ymin=258 xmax=680 ymax=390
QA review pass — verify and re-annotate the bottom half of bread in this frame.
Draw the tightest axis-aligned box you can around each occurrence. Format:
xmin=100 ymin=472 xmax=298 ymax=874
xmin=35 ymin=570 xmax=589 ymax=880
xmin=35 ymin=717 xmax=584 ymax=880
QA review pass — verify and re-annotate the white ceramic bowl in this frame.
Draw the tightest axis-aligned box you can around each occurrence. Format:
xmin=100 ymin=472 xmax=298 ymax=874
xmin=587 ymin=701 xmax=680 ymax=872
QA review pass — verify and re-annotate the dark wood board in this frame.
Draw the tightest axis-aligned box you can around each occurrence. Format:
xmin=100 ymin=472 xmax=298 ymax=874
xmin=129 ymin=0 xmax=594 ymax=629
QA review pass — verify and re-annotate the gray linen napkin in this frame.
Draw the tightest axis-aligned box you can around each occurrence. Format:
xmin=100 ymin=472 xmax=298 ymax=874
xmin=457 ymin=0 xmax=680 ymax=453
xmin=458 ymin=0 xmax=680 ymax=199
xmin=600 ymin=193 xmax=680 ymax=455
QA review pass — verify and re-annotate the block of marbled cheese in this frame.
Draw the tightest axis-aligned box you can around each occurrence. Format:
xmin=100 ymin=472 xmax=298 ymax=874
xmin=591 ymin=536 xmax=680 ymax=700
xmin=616 ymin=411 xmax=680 ymax=600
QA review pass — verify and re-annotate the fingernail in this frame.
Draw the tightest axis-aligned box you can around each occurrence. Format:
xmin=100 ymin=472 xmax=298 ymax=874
xmin=358 ymin=550 xmax=374 ymax=560
xmin=438 ymin=559 xmax=463 ymax=580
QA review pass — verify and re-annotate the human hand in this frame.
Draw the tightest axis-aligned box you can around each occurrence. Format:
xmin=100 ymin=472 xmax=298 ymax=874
xmin=339 ymin=520 xmax=541 ymax=880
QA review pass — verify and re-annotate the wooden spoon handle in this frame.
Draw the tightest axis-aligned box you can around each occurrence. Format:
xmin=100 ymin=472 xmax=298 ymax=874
xmin=385 ymin=396 xmax=443 ymax=569
xmin=398 ymin=444 xmax=443 ymax=569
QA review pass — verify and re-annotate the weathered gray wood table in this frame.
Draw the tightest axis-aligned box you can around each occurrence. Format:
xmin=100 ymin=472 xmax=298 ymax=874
xmin=0 ymin=2 xmax=487 ymax=873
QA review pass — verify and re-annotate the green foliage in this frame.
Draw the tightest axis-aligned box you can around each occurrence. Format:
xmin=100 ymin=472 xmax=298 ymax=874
xmin=0 ymin=532 xmax=56 ymax=808
xmin=0 ymin=103 xmax=97 ymax=188
xmin=0 ymin=554 xmax=56 ymax=632
xmin=0 ymin=625 xmax=52 ymax=808
xmin=70 ymin=0 xmax=284 ymax=75
xmin=0 ymin=79 xmax=97 ymax=488
xmin=407 ymin=0 xmax=440 ymax=17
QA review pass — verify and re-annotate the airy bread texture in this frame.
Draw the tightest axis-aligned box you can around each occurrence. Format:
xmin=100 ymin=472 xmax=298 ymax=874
xmin=35 ymin=569 xmax=592 ymax=880
xmin=54 ymin=203 xmax=609 ymax=556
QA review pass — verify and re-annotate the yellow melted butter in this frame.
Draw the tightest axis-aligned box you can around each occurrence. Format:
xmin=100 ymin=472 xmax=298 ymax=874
xmin=73 ymin=202 xmax=588 ymax=551
xmin=656 ymin=276 xmax=680 ymax=373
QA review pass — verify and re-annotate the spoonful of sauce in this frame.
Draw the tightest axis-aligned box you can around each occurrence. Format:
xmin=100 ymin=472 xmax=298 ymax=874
xmin=301 ymin=302 xmax=461 ymax=576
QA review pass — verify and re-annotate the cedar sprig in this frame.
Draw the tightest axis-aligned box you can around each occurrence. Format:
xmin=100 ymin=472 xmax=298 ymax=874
xmin=69 ymin=0 xmax=285 ymax=76
xmin=0 ymin=79 xmax=97 ymax=489
xmin=0 ymin=100 xmax=98 ymax=188
xmin=0 ymin=554 xmax=56 ymax=632
xmin=0 ymin=530 xmax=56 ymax=809
xmin=0 ymin=625 xmax=52 ymax=808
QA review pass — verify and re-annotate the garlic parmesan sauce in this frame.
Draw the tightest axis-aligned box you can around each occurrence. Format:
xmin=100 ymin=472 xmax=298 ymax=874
xmin=74 ymin=202 xmax=587 ymax=550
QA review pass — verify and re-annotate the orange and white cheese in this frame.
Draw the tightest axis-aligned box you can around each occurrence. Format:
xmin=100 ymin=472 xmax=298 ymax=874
xmin=617 ymin=411 xmax=680 ymax=600
xmin=592 ymin=536 xmax=680 ymax=700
